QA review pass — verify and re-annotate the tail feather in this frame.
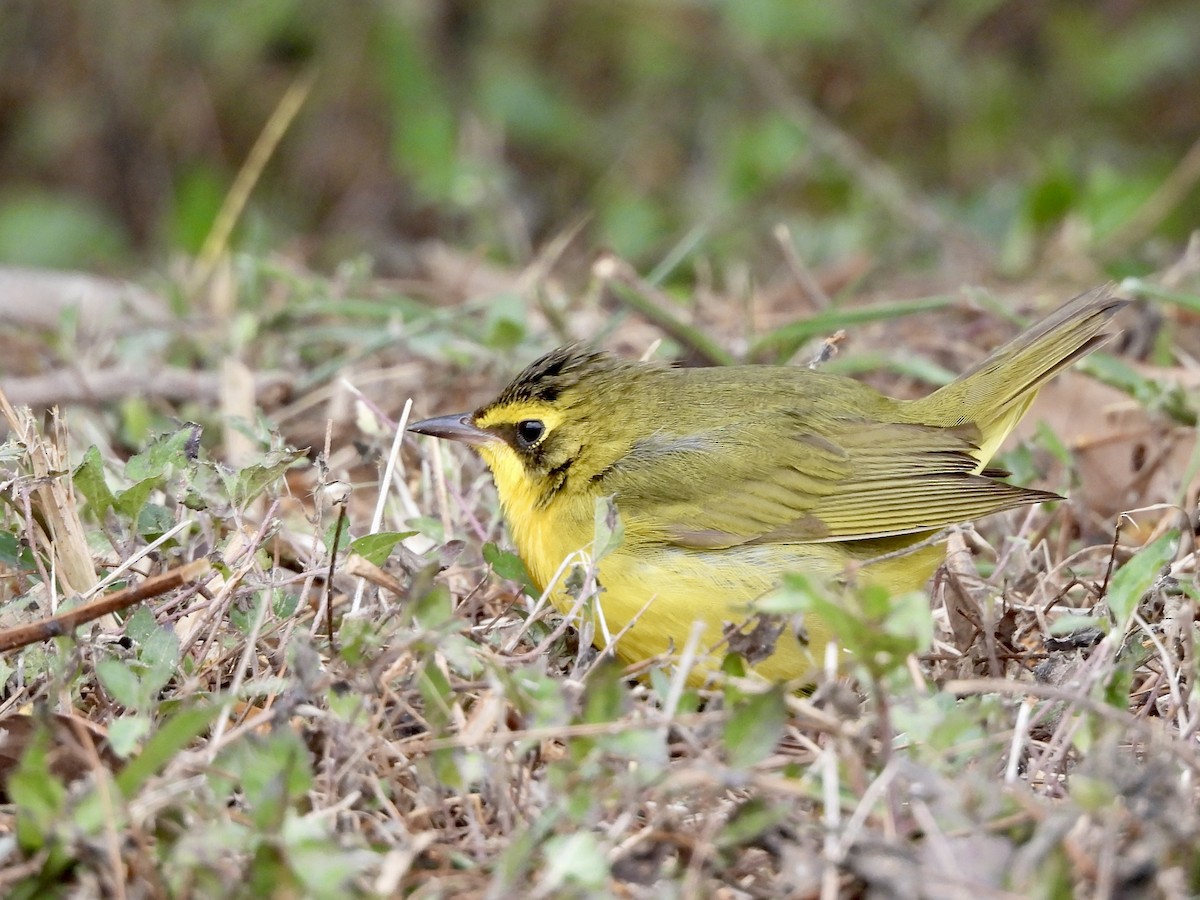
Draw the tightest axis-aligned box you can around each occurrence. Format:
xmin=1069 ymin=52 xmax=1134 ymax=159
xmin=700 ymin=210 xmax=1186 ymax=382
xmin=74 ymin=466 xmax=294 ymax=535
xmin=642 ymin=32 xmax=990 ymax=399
xmin=908 ymin=285 xmax=1128 ymax=465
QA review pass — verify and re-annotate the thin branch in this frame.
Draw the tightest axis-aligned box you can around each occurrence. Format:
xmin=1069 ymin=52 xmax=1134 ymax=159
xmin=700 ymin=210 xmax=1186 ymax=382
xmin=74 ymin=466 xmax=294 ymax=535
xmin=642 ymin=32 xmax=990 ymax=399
xmin=0 ymin=560 xmax=212 ymax=653
xmin=193 ymin=70 xmax=316 ymax=290
xmin=4 ymin=367 xmax=293 ymax=409
xmin=945 ymin=677 xmax=1200 ymax=775
xmin=593 ymin=254 xmax=735 ymax=366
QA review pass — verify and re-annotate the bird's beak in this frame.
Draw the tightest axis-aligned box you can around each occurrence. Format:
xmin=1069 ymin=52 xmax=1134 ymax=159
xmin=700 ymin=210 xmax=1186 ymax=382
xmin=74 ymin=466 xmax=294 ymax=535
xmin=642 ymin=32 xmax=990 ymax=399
xmin=407 ymin=413 xmax=498 ymax=447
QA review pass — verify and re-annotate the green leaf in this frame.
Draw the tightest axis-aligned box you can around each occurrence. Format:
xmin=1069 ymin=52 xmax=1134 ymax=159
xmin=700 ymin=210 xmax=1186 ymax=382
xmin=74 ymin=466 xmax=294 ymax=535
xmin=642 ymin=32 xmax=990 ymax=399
xmin=483 ymin=542 xmax=536 ymax=592
xmin=229 ymin=451 xmax=304 ymax=508
xmin=73 ymin=446 xmax=116 ymax=517
xmin=117 ymin=703 xmax=222 ymax=798
xmin=1106 ymin=531 xmax=1177 ymax=626
xmin=1079 ymin=354 xmax=1196 ymax=426
xmin=724 ymin=685 xmax=788 ymax=769
xmin=412 ymin=582 xmax=454 ymax=630
xmin=882 ymin=590 xmax=935 ymax=656
xmin=823 ymin=350 xmax=959 ymax=386
xmin=232 ymin=449 xmax=306 ymax=505
xmin=750 ymin=295 xmax=956 ymax=362
xmin=483 ymin=292 xmax=528 ymax=348
xmin=598 ymin=192 xmax=670 ymax=262
xmin=891 ymin=692 xmax=988 ymax=756
xmin=580 ymin=658 xmax=627 ymax=726
xmin=230 ymin=593 xmax=265 ymax=633
xmin=756 ymin=571 xmax=838 ymax=615
xmin=169 ymin=163 xmax=226 ymax=253
xmin=273 ymin=589 xmax=300 ymax=618
xmin=113 ymin=477 xmax=160 ymax=521
xmin=721 ymin=652 xmax=749 ymax=678
xmin=1102 ymin=658 xmax=1135 ymax=709
xmin=770 ymin=574 xmax=929 ymax=679
xmin=0 ymin=530 xmax=35 ymax=572
xmin=1130 ymin=284 xmax=1200 ymax=316
xmin=97 ymin=658 xmax=143 ymax=709
xmin=220 ymin=730 xmax=313 ymax=830
xmin=247 ymin=843 xmax=299 ymax=898
xmin=418 ymin=658 xmax=454 ymax=732
xmin=8 ymin=723 xmax=67 ymax=851
xmin=1033 ymin=420 xmax=1073 ymax=468
xmin=136 ymin=502 xmax=175 ymax=538
xmin=716 ymin=797 xmax=788 ymax=850
xmin=1048 ymin=614 xmax=1108 ymax=636
xmin=323 ymin=517 xmax=352 ymax=558
xmin=375 ymin=18 xmax=458 ymax=200
xmin=124 ymin=606 xmax=159 ymax=643
xmin=540 ymin=832 xmax=609 ymax=891
xmin=108 ymin=715 xmax=152 ymax=759
xmin=124 ymin=426 xmax=199 ymax=482
xmin=592 ymin=496 xmax=625 ymax=562
xmin=409 ymin=515 xmax=446 ymax=543
xmin=349 ymin=531 xmax=415 ymax=567
xmin=283 ymin=816 xmax=375 ymax=896
xmin=118 ymin=397 xmax=154 ymax=448
xmin=1071 ymin=774 xmax=1119 ymax=813
xmin=418 ymin=658 xmax=459 ymax=788
xmin=138 ymin=624 xmax=181 ymax=697
xmin=0 ymin=190 xmax=127 ymax=268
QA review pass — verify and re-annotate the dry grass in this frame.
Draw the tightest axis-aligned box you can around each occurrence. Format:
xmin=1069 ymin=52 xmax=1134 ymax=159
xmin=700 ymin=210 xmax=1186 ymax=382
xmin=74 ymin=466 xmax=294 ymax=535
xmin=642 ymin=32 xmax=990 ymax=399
xmin=0 ymin=254 xmax=1197 ymax=898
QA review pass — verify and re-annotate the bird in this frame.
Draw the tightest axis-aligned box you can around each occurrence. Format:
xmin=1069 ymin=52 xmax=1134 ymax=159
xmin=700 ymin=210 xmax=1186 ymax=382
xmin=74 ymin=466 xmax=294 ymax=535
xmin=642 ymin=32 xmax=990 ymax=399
xmin=409 ymin=286 xmax=1125 ymax=683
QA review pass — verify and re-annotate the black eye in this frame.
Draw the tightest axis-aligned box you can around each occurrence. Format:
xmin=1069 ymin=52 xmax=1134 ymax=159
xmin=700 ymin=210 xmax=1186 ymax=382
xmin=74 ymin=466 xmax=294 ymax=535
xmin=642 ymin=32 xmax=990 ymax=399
xmin=515 ymin=419 xmax=545 ymax=449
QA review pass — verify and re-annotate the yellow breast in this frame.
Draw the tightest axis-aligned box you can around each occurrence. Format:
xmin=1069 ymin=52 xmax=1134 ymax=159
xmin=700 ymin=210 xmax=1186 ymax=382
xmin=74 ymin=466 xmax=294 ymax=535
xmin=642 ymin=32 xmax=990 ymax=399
xmin=487 ymin=468 xmax=820 ymax=681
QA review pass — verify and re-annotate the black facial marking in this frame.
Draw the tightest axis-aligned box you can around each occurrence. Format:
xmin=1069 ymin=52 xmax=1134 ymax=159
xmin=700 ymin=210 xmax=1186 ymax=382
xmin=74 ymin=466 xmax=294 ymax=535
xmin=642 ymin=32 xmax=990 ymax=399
xmin=546 ymin=457 xmax=572 ymax=485
xmin=589 ymin=461 xmax=619 ymax=486
xmin=489 ymin=422 xmax=552 ymax=468
xmin=532 ymin=455 xmax=576 ymax=508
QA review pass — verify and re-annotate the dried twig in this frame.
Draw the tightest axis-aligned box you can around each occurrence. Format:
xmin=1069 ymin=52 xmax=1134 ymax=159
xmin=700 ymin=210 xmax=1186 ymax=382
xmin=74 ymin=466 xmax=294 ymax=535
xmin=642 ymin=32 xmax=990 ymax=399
xmin=1098 ymin=134 xmax=1200 ymax=258
xmin=192 ymin=70 xmax=316 ymax=291
xmin=774 ymin=223 xmax=832 ymax=310
xmin=0 ymin=392 xmax=97 ymax=597
xmin=0 ymin=560 xmax=211 ymax=653
xmin=3 ymin=367 xmax=293 ymax=409
xmin=945 ymin=677 xmax=1200 ymax=775
xmin=593 ymin=254 xmax=736 ymax=366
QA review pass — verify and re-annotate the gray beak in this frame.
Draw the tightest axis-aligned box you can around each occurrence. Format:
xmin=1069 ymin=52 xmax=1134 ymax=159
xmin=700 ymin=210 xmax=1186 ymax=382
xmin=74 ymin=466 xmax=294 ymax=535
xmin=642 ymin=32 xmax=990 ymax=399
xmin=407 ymin=413 xmax=498 ymax=447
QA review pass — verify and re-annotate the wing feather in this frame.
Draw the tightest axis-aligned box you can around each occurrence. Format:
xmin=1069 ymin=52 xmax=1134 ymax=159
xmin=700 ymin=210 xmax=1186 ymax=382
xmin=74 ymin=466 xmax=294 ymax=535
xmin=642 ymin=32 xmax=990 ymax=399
xmin=603 ymin=415 xmax=1056 ymax=551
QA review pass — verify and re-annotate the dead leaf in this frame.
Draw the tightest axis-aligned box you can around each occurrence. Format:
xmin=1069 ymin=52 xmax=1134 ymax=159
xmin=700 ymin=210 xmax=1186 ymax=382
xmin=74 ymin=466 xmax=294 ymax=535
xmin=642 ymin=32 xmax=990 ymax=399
xmin=1016 ymin=372 xmax=1197 ymax=521
xmin=0 ymin=712 xmax=118 ymax=793
xmin=723 ymin=616 xmax=786 ymax=665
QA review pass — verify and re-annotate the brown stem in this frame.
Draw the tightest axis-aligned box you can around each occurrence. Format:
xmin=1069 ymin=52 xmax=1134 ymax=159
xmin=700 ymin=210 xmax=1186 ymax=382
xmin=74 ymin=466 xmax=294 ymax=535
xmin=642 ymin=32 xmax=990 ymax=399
xmin=0 ymin=560 xmax=211 ymax=653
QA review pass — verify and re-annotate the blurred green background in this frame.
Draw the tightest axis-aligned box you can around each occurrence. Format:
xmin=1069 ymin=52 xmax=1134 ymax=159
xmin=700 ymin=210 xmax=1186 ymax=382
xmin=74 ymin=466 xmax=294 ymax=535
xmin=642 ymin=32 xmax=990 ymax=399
xmin=2 ymin=0 xmax=1197 ymax=278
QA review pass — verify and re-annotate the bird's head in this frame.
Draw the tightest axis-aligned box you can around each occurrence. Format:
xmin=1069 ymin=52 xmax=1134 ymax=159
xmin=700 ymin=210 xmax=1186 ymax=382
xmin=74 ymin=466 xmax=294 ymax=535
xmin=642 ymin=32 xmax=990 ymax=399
xmin=408 ymin=346 xmax=647 ymax=510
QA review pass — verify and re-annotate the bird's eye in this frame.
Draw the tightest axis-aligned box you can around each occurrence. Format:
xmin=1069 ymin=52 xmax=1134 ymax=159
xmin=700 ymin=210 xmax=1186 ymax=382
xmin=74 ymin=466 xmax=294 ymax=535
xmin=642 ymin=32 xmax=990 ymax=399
xmin=515 ymin=419 xmax=545 ymax=449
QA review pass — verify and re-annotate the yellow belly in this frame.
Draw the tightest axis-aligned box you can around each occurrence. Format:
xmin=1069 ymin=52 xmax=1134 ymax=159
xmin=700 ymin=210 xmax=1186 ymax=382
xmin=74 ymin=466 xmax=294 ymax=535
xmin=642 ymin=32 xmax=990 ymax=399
xmin=488 ymin=440 xmax=942 ymax=683
xmin=586 ymin=544 xmax=827 ymax=682
xmin=511 ymin=501 xmax=942 ymax=684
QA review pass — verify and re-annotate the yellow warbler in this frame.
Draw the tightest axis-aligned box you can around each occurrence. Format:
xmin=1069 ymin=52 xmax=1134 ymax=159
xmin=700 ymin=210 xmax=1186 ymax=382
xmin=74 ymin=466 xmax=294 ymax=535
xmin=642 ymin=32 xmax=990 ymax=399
xmin=410 ymin=286 xmax=1124 ymax=682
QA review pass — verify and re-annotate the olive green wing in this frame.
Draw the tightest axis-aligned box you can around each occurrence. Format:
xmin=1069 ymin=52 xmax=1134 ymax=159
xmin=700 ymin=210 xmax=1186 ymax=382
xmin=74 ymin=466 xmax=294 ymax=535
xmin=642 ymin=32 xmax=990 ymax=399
xmin=602 ymin=414 xmax=1056 ymax=550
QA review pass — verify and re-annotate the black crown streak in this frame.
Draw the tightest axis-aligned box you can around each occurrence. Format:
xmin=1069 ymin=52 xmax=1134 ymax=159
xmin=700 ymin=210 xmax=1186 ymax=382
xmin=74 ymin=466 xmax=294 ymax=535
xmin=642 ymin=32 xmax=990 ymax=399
xmin=487 ymin=345 xmax=610 ymax=408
